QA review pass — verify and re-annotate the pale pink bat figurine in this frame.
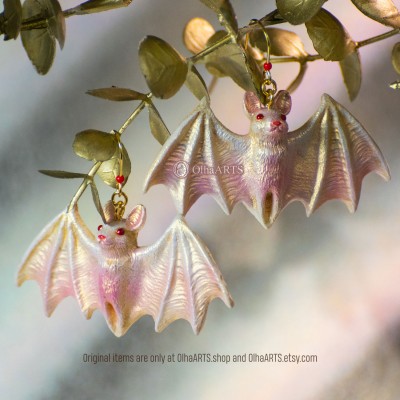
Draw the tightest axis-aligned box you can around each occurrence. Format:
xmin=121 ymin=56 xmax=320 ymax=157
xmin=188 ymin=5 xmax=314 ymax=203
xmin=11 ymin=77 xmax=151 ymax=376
xmin=144 ymin=91 xmax=390 ymax=227
xmin=17 ymin=202 xmax=233 ymax=336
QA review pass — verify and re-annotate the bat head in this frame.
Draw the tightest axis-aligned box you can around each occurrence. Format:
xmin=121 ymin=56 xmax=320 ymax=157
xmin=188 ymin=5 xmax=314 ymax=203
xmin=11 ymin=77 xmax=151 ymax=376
xmin=244 ymin=90 xmax=291 ymax=136
xmin=97 ymin=202 xmax=146 ymax=256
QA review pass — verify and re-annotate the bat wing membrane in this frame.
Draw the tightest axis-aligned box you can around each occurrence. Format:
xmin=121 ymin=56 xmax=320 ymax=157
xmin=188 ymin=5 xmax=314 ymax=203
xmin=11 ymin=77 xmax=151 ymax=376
xmin=17 ymin=206 xmax=99 ymax=317
xmin=144 ymin=98 xmax=250 ymax=215
xmin=116 ymin=216 xmax=234 ymax=336
xmin=284 ymin=94 xmax=390 ymax=215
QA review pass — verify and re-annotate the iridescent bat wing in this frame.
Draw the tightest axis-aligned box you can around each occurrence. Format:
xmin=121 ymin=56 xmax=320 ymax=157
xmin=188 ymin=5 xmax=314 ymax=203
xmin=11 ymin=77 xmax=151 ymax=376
xmin=145 ymin=92 xmax=390 ymax=228
xmin=121 ymin=216 xmax=234 ymax=336
xmin=17 ymin=204 xmax=233 ymax=336
xmin=282 ymin=94 xmax=390 ymax=214
xmin=144 ymin=98 xmax=250 ymax=214
xmin=17 ymin=207 xmax=97 ymax=316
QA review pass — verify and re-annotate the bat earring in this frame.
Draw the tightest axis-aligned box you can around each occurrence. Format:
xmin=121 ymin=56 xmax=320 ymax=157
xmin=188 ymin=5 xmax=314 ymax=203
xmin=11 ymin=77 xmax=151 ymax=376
xmin=144 ymin=29 xmax=390 ymax=228
xmin=17 ymin=136 xmax=233 ymax=336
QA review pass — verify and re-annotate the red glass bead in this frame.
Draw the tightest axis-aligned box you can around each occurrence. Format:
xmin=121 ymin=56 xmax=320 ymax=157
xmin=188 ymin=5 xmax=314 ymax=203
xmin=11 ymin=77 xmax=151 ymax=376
xmin=116 ymin=175 xmax=125 ymax=184
xmin=116 ymin=228 xmax=125 ymax=236
xmin=263 ymin=62 xmax=272 ymax=71
xmin=272 ymin=120 xmax=281 ymax=126
xmin=97 ymin=225 xmax=103 ymax=231
xmin=281 ymin=114 xmax=286 ymax=121
xmin=256 ymin=113 xmax=264 ymax=120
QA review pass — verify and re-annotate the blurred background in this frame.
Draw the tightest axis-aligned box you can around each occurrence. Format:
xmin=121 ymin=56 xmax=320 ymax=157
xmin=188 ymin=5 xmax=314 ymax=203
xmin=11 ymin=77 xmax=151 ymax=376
xmin=1 ymin=0 xmax=400 ymax=399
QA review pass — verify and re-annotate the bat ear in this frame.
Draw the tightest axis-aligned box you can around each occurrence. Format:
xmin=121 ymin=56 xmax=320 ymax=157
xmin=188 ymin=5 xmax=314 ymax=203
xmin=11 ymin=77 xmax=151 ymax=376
xmin=272 ymin=90 xmax=292 ymax=115
xmin=244 ymin=91 xmax=262 ymax=116
xmin=126 ymin=204 xmax=146 ymax=231
xmin=104 ymin=201 xmax=116 ymax=223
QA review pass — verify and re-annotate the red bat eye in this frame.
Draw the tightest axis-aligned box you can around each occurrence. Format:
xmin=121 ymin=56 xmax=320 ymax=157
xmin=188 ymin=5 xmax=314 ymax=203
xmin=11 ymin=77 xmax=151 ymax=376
xmin=97 ymin=225 xmax=103 ymax=231
xmin=116 ymin=228 xmax=125 ymax=236
xmin=256 ymin=113 xmax=264 ymax=120
xmin=281 ymin=114 xmax=286 ymax=121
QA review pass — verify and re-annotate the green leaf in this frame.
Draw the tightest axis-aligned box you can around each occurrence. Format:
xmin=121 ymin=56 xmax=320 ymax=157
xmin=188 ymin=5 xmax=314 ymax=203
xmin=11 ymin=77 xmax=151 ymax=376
xmin=2 ymin=0 xmax=22 ymax=40
xmin=305 ymin=8 xmax=356 ymax=61
xmin=90 ymin=182 xmax=106 ymax=223
xmin=339 ymin=51 xmax=362 ymax=101
xmin=64 ymin=0 xmax=132 ymax=16
xmin=20 ymin=0 xmax=65 ymax=74
xmin=276 ymin=0 xmax=325 ymax=25
xmin=39 ymin=170 xmax=88 ymax=179
xmin=139 ymin=35 xmax=188 ymax=99
xmin=97 ymin=144 xmax=131 ymax=188
xmin=73 ymin=130 xmax=118 ymax=161
xmin=87 ymin=87 xmax=147 ymax=101
xmin=185 ymin=63 xmax=209 ymax=100
xmin=200 ymin=0 xmax=238 ymax=33
xmin=351 ymin=0 xmax=400 ymax=28
xmin=183 ymin=17 xmax=215 ymax=54
xmin=392 ymin=42 xmax=400 ymax=74
xmin=147 ymin=103 xmax=170 ymax=145
xmin=250 ymin=27 xmax=308 ymax=59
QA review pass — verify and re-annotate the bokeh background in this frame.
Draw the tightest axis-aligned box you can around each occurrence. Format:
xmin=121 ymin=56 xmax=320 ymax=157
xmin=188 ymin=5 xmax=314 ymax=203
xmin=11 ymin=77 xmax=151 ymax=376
xmin=1 ymin=1 xmax=400 ymax=399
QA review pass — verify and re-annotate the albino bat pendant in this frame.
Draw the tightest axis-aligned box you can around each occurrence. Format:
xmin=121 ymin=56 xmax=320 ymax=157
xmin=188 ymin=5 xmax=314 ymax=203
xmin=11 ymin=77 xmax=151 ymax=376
xmin=17 ymin=202 xmax=233 ymax=336
xmin=144 ymin=91 xmax=390 ymax=227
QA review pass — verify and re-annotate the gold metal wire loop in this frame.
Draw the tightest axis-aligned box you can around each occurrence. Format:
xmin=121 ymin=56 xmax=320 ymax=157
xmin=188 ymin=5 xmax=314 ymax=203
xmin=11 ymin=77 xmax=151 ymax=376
xmin=111 ymin=129 xmax=128 ymax=220
xmin=261 ymin=78 xmax=277 ymax=108
xmin=112 ymin=192 xmax=128 ymax=220
xmin=247 ymin=18 xmax=278 ymax=108
xmin=249 ymin=18 xmax=271 ymax=64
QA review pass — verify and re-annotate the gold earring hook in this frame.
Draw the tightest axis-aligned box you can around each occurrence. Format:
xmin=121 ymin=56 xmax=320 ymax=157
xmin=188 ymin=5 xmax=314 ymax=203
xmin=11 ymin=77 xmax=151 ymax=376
xmin=112 ymin=130 xmax=128 ymax=220
xmin=249 ymin=19 xmax=271 ymax=66
xmin=248 ymin=19 xmax=277 ymax=108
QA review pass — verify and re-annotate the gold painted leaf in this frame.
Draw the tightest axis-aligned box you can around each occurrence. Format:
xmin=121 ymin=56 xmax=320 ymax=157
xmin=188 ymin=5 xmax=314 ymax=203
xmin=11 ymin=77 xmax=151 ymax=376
xmin=250 ymin=27 xmax=308 ymax=59
xmin=139 ymin=35 xmax=188 ymax=99
xmin=21 ymin=0 xmax=65 ymax=74
xmin=185 ymin=64 xmax=209 ymax=100
xmin=351 ymin=0 xmax=400 ymax=28
xmin=39 ymin=170 xmax=88 ymax=179
xmin=90 ymin=182 xmax=106 ymax=223
xmin=392 ymin=42 xmax=400 ymax=74
xmin=339 ymin=50 xmax=362 ymax=101
xmin=3 ymin=0 xmax=22 ymax=40
xmin=87 ymin=87 xmax=147 ymax=101
xmin=46 ymin=0 xmax=65 ymax=48
xmin=183 ymin=17 xmax=215 ymax=54
xmin=64 ymin=0 xmax=132 ymax=16
xmin=148 ymin=103 xmax=170 ymax=145
xmin=305 ymin=8 xmax=356 ymax=61
xmin=98 ymin=144 xmax=131 ymax=188
xmin=276 ymin=0 xmax=325 ymax=25
xmin=203 ymin=30 xmax=229 ymax=77
xmin=200 ymin=0 xmax=238 ymax=33
xmin=258 ymin=9 xmax=285 ymax=27
xmin=203 ymin=38 xmax=260 ymax=93
xmin=73 ymin=130 xmax=118 ymax=161
xmin=286 ymin=62 xmax=308 ymax=93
